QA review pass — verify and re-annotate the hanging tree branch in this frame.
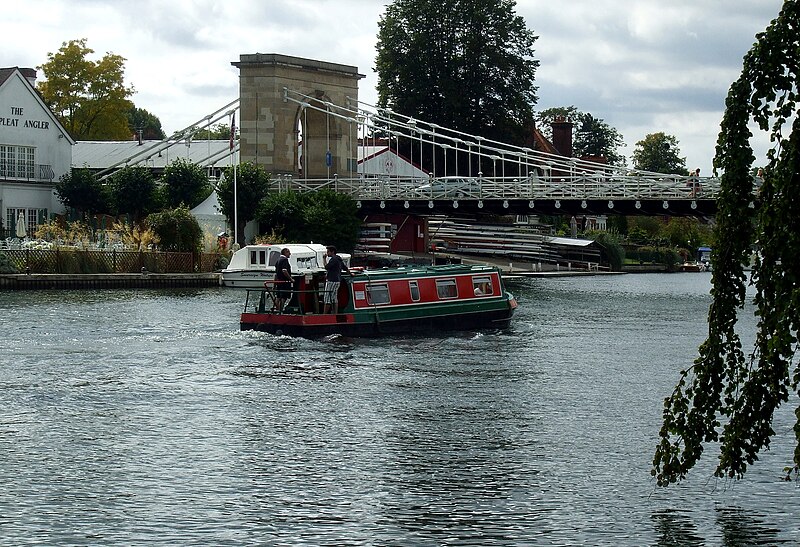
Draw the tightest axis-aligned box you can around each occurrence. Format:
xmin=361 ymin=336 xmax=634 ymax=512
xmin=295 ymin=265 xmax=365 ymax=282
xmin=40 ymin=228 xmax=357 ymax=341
xmin=653 ymin=1 xmax=800 ymax=486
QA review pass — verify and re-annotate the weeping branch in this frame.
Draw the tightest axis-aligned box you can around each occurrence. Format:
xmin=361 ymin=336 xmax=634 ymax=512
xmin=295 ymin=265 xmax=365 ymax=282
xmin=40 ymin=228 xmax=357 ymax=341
xmin=653 ymin=1 xmax=800 ymax=485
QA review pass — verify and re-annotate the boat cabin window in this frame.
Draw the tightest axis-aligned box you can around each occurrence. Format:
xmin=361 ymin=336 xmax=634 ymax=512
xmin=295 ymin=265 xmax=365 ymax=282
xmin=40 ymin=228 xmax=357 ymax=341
xmin=472 ymin=276 xmax=494 ymax=296
xmin=250 ymin=249 xmax=268 ymax=266
xmin=409 ymin=281 xmax=420 ymax=302
xmin=366 ymin=283 xmax=391 ymax=305
xmin=268 ymin=250 xmax=281 ymax=267
xmin=436 ymin=279 xmax=458 ymax=299
xmin=296 ymin=256 xmax=316 ymax=270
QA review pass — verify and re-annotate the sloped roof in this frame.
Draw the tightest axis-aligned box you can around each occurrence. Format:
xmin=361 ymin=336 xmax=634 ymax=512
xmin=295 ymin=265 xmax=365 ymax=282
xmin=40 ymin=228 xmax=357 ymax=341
xmin=529 ymin=127 xmax=560 ymax=155
xmin=0 ymin=68 xmax=16 ymax=86
xmin=72 ymin=140 xmax=238 ymax=169
xmin=548 ymin=236 xmax=596 ymax=247
xmin=0 ymin=66 xmax=75 ymax=144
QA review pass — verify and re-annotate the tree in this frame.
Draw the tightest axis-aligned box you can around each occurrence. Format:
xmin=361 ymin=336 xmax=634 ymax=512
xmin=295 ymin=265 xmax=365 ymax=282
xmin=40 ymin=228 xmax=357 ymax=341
xmin=37 ymin=38 xmax=135 ymax=140
xmin=659 ymin=218 xmax=710 ymax=251
xmin=191 ymin=124 xmax=233 ymax=141
xmin=574 ymin=114 xmax=626 ymax=166
xmin=216 ymin=162 xmax=271 ymax=245
xmin=631 ymin=132 xmax=689 ymax=175
xmin=109 ymin=166 xmax=160 ymax=222
xmin=161 ymin=158 xmax=212 ymax=210
xmin=606 ymin=215 xmax=628 ymax=236
xmin=376 ymin=0 xmax=539 ymax=145
xmin=146 ymin=206 xmax=203 ymax=253
xmin=128 ymin=107 xmax=166 ymax=140
xmin=257 ymin=190 xmax=361 ymax=252
xmin=589 ymin=231 xmax=624 ymax=271
xmin=535 ymin=106 xmax=581 ymax=141
xmin=535 ymin=107 xmax=626 ymax=165
xmin=653 ymin=2 xmax=800 ymax=486
xmin=54 ymin=168 xmax=110 ymax=215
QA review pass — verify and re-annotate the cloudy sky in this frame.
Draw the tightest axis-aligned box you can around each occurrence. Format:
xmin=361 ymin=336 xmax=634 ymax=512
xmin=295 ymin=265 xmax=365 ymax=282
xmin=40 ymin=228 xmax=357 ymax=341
xmin=3 ymin=0 xmax=785 ymax=173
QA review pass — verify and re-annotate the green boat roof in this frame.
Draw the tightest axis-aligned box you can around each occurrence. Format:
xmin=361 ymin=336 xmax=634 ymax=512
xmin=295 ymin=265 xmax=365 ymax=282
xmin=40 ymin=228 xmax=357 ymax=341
xmin=350 ymin=263 xmax=499 ymax=280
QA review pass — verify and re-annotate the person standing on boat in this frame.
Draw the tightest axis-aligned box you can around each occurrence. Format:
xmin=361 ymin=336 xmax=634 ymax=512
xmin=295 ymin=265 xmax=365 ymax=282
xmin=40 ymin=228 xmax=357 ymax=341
xmin=274 ymin=248 xmax=292 ymax=313
xmin=323 ymin=245 xmax=350 ymax=314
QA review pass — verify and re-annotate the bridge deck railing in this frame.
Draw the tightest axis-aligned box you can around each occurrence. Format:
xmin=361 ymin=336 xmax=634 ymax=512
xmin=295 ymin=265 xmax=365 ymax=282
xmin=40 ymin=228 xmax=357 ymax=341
xmin=272 ymin=174 xmax=722 ymax=201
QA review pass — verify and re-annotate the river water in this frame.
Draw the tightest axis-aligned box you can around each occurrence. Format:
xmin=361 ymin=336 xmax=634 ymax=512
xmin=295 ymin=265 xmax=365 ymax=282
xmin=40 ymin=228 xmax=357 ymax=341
xmin=1 ymin=273 xmax=797 ymax=546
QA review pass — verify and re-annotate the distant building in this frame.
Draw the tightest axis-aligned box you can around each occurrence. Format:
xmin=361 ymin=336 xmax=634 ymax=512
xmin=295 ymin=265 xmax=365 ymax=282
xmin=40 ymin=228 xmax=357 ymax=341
xmin=0 ymin=67 xmax=74 ymax=238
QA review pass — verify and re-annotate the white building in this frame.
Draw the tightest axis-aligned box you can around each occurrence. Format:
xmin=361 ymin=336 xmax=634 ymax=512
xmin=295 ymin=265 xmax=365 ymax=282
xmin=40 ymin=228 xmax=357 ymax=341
xmin=0 ymin=67 xmax=73 ymax=238
xmin=358 ymin=143 xmax=428 ymax=179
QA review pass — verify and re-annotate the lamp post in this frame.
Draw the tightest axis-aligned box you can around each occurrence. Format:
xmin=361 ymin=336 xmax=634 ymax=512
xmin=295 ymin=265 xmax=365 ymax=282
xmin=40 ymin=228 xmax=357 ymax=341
xmin=408 ymin=119 xmax=416 ymax=184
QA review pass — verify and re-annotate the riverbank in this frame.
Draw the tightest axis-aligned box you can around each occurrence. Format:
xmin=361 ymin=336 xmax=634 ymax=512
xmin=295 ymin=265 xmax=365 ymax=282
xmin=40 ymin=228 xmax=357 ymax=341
xmin=0 ymin=272 xmax=220 ymax=290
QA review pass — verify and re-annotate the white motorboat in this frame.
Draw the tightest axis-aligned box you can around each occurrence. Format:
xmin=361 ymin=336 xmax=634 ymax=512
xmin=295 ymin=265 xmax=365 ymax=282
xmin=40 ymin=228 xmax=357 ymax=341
xmin=221 ymin=243 xmax=351 ymax=288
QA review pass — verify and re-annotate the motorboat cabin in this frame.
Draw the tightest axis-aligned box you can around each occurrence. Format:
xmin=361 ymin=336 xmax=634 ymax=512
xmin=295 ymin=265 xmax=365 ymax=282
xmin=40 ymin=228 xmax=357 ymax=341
xmin=221 ymin=243 xmax=350 ymax=288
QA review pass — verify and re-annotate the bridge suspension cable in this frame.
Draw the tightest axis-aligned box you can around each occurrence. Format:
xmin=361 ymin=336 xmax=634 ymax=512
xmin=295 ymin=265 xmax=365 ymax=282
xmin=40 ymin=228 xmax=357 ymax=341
xmin=281 ymin=87 xmax=720 ymax=199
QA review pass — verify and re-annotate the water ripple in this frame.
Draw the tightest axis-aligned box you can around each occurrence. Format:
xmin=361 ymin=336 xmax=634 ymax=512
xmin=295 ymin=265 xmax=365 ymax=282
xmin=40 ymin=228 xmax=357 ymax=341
xmin=0 ymin=278 xmax=797 ymax=545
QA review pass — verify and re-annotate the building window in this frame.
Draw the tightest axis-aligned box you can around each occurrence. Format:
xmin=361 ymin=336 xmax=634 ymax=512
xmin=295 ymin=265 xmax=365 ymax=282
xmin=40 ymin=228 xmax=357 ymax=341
xmin=472 ymin=276 xmax=494 ymax=296
xmin=6 ymin=207 xmax=43 ymax=238
xmin=409 ymin=280 xmax=420 ymax=302
xmin=0 ymin=145 xmax=35 ymax=179
xmin=436 ymin=279 xmax=458 ymax=299
xmin=366 ymin=283 xmax=391 ymax=305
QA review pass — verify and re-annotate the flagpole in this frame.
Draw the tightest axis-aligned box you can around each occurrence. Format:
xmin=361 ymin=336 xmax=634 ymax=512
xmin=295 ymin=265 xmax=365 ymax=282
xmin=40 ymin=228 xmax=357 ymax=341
xmin=230 ymin=112 xmax=238 ymax=248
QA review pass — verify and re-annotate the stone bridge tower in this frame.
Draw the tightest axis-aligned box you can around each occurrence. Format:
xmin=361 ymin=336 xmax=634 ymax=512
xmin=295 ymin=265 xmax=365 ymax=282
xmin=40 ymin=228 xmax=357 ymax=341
xmin=232 ymin=53 xmax=364 ymax=178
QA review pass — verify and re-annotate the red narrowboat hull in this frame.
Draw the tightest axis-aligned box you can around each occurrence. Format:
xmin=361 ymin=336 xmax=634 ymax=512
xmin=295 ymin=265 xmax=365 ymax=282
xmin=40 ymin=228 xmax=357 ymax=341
xmin=239 ymin=264 xmax=517 ymax=338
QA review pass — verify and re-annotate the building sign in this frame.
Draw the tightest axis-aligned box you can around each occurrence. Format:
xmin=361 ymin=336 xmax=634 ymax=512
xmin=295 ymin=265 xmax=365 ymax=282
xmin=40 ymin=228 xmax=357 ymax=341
xmin=2 ymin=106 xmax=50 ymax=130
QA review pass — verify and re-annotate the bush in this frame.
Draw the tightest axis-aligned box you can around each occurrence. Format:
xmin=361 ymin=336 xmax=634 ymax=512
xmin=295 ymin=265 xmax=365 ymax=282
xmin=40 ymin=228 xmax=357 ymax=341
xmin=146 ymin=206 xmax=202 ymax=253
xmin=0 ymin=252 xmax=18 ymax=273
xmin=590 ymin=231 xmax=625 ymax=271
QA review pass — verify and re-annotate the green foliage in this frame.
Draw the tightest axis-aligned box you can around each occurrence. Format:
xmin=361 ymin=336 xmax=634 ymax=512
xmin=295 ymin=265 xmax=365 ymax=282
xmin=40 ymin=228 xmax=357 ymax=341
xmin=55 ymin=167 xmax=111 ymax=215
xmin=161 ymin=158 xmax=212 ymax=210
xmin=629 ymin=216 xmax=663 ymax=239
xmin=660 ymin=218 xmax=711 ymax=251
xmin=216 ymin=162 xmax=272 ymax=245
xmin=535 ymin=106 xmax=581 ymax=141
xmin=574 ymin=114 xmax=626 ymax=166
xmin=37 ymin=38 xmax=135 ymax=140
xmin=653 ymin=2 xmax=800 ymax=486
xmin=589 ymin=231 xmax=625 ymax=271
xmin=631 ymin=132 xmax=689 ymax=175
xmin=109 ymin=166 xmax=160 ymax=221
xmin=128 ymin=107 xmax=166 ymax=140
xmin=606 ymin=215 xmax=628 ymax=235
xmin=535 ymin=106 xmax=626 ymax=166
xmin=631 ymin=246 xmax=680 ymax=268
xmin=0 ymin=252 xmax=18 ymax=273
xmin=257 ymin=190 xmax=360 ymax=252
xmin=192 ymin=124 xmax=233 ymax=141
xmin=146 ymin=206 xmax=203 ymax=253
xmin=376 ymin=0 xmax=539 ymax=145
xmin=626 ymin=227 xmax=650 ymax=245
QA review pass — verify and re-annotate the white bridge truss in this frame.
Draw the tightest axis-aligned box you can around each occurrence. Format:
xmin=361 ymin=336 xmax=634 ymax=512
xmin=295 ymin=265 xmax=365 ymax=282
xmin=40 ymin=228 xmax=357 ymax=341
xmin=96 ymin=91 xmax=724 ymax=215
xmin=280 ymin=88 xmax=721 ymax=211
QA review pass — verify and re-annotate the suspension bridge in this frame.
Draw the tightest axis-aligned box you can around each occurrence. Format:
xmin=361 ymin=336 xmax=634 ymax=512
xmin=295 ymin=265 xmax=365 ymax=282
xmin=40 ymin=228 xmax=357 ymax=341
xmin=108 ymin=94 xmax=724 ymax=218
xmin=277 ymin=87 xmax=723 ymax=217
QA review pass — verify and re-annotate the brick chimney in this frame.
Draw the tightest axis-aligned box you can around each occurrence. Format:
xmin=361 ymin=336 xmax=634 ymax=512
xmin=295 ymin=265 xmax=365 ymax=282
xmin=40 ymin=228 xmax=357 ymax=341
xmin=551 ymin=116 xmax=573 ymax=158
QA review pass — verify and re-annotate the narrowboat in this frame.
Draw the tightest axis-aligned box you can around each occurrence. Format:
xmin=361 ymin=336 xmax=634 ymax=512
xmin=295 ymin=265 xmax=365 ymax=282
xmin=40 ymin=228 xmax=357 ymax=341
xmin=221 ymin=243 xmax=350 ymax=288
xmin=239 ymin=263 xmax=517 ymax=337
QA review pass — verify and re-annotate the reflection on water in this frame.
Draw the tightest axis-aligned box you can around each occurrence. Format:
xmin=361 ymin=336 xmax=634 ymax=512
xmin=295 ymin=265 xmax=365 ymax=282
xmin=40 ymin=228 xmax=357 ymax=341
xmin=0 ymin=277 xmax=798 ymax=545
xmin=652 ymin=509 xmax=704 ymax=547
xmin=716 ymin=506 xmax=786 ymax=546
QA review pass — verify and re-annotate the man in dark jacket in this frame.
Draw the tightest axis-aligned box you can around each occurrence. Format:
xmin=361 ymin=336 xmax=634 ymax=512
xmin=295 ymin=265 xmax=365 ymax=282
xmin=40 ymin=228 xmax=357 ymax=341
xmin=273 ymin=248 xmax=292 ymax=312
xmin=323 ymin=245 xmax=350 ymax=314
